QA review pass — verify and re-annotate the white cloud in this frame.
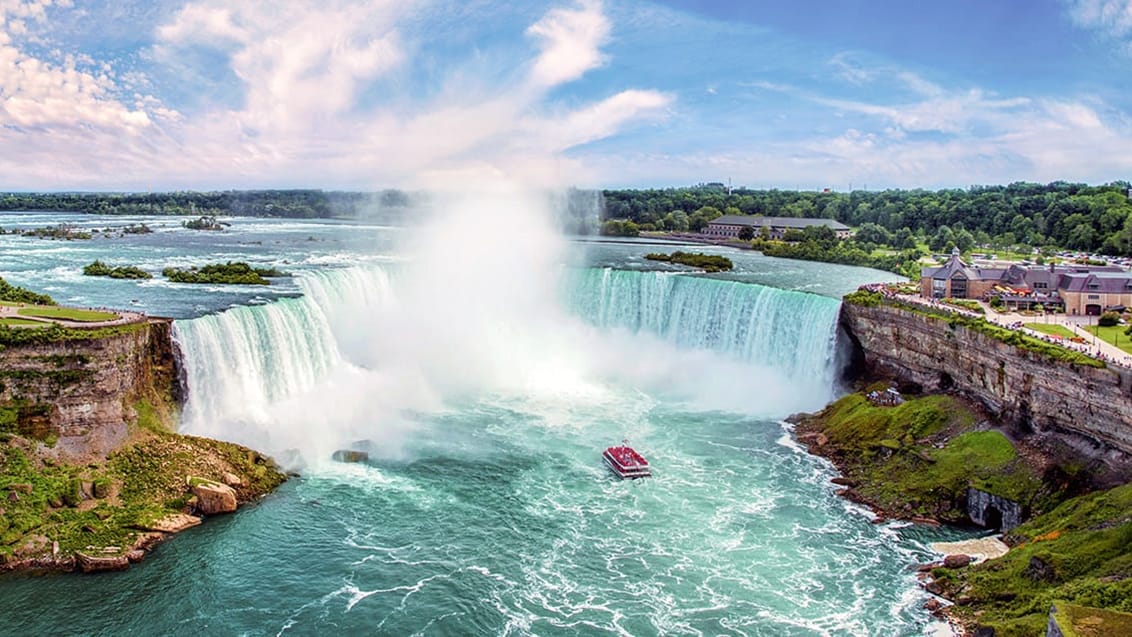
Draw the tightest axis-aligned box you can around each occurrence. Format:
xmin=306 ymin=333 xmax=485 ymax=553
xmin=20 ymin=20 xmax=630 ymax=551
xmin=0 ymin=0 xmax=156 ymax=133
xmin=533 ymin=89 xmax=671 ymax=152
xmin=576 ymin=65 xmax=1132 ymax=190
xmin=1065 ymin=0 xmax=1132 ymax=53
xmin=0 ymin=1 xmax=670 ymax=190
xmin=526 ymin=0 xmax=610 ymax=87
xmin=157 ymin=1 xmax=407 ymax=136
xmin=1066 ymin=0 xmax=1132 ymax=35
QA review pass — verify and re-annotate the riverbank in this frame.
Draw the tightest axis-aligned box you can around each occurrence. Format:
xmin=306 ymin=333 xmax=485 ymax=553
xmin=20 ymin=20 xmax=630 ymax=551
xmin=794 ymin=387 xmax=1132 ymax=634
xmin=1 ymin=426 xmax=286 ymax=573
xmin=0 ymin=297 xmax=287 ymax=574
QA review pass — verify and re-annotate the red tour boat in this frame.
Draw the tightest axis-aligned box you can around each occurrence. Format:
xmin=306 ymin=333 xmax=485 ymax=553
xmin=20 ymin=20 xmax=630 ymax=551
xmin=603 ymin=440 xmax=651 ymax=479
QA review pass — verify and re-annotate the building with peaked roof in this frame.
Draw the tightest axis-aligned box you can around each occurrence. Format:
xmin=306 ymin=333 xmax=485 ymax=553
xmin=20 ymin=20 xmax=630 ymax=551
xmin=920 ymin=249 xmax=1132 ymax=315
xmin=702 ymin=215 xmax=853 ymax=240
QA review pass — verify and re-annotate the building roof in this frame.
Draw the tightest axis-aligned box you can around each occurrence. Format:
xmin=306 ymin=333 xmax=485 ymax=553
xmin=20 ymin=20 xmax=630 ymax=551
xmin=923 ymin=250 xmax=981 ymax=280
xmin=1060 ymin=272 xmax=1132 ymax=294
xmin=707 ymin=215 xmax=850 ymax=231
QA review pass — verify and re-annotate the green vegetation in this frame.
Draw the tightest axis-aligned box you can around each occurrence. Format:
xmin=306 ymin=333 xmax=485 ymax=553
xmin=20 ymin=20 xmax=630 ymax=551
xmin=603 ymin=180 xmax=1132 ymax=256
xmin=19 ymin=225 xmax=91 ymax=240
xmin=0 ymin=189 xmax=414 ymax=219
xmin=798 ymin=392 xmax=1055 ymax=522
xmin=82 ymin=260 xmax=153 ymax=280
xmin=182 ymin=215 xmax=227 ymax=231
xmin=0 ymin=322 xmax=145 ymax=348
xmin=644 ymin=251 xmax=734 ymax=272
xmin=17 ymin=307 xmax=119 ymax=323
xmin=0 ymin=277 xmax=54 ymax=306
xmin=942 ymin=298 xmax=985 ymax=314
xmin=1098 ymin=311 xmax=1122 ymax=328
xmin=0 ymin=430 xmax=286 ymax=565
xmin=1024 ymin=323 xmax=1077 ymax=339
xmin=0 ymin=399 xmax=52 ymax=439
xmin=162 ymin=261 xmax=286 ymax=285
xmin=1050 ymin=602 xmax=1132 ymax=637
xmin=941 ymin=484 xmax=1132 ymax=636
xmin=1085 ymin=324 xmax=1132 ymax=356
xmin=600 ymin=219 xmax=639 ymax=237
xmin=844 ymin=289 xmax=1105 ymax=368
xmin=750 ymin=225 xmax=925 ymax=277
xmin=0 ymin=318 xmax=44 ymax=327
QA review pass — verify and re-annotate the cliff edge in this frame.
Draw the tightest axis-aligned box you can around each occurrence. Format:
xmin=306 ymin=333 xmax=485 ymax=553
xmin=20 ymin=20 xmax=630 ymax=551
xmin=0 ymin=318 xmax=286 ymax=573
xmin=839 ymin=292 xmax=1132 ymax=469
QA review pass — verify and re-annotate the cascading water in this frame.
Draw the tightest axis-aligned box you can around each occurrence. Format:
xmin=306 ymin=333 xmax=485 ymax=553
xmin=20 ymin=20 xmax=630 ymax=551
xmin=564 ymin=267 xmax=841 ymax=383
xmin=174 ymin=263 xmax=844 ymax=459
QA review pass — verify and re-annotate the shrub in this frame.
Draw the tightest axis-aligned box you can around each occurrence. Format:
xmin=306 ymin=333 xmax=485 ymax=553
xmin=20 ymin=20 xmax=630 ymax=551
xmin=644 ymin=251 xmax=733 ymax=272
xmin=0 ymin=277 xmax=55 ymax=305
xmin=1099 ymin=311 xmax=1121 ymax=327
xmin=162 ymin=261 xmax=284 ymax=285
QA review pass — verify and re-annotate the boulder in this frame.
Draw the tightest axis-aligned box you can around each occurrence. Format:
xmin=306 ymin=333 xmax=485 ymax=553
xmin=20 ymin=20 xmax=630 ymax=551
xmin=943 ymin=554 xmax=973 ymax=569
xmin=125 ymin=550 xmax=146 ymax=564
xmin=189 ymin=479 xmax=238 ymax=515
xmin=332 ymin=449 xmax=369 ymax=463
xmin=221 ymin=472 xmax=244 ymax=488
xmin=75 ymin=552 xmax=129 ymax=573
xmin=137 ymin=513 xmax=203 ymax=533
xmin=1023 ymin=555 xmax=1057 ymax=582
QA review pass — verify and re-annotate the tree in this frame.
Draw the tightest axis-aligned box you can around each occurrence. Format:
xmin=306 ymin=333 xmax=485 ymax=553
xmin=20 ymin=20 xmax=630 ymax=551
xmin=929 ymin=225 xmax=955 ymax=252
xmin=855 ymin=222 xmax=893 ymax=246
xmin=894 ymin=227 xmax=916 ymax=250
xmin=954 ymin=228 xmax=976 ymax=253
xmin=738 ymin=225 xmax=755 ymax=241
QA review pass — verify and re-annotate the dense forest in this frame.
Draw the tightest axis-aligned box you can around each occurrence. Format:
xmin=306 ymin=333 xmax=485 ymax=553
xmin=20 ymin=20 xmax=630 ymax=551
xmin=601 ymin=181 xmax=1132 ymax=256
xmin=0 ymin=190 xmax=416 ymax=219
xmin=5 ymin=182 xmax=1132 ymax=255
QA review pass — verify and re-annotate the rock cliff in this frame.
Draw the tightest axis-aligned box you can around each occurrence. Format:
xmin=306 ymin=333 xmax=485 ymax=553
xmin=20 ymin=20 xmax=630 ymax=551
xmin=839 ymin=301 xmax=1132 ymax=461
xmin=0 ymin=320 xmax=181 ymax=459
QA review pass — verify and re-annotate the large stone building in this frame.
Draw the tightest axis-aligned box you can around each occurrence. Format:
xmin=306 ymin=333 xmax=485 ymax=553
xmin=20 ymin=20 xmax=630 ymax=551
xmin=920 ymin=249 xmax=1132 ymax=315
xmin=703 ymin=215 xmax=853 ymax=240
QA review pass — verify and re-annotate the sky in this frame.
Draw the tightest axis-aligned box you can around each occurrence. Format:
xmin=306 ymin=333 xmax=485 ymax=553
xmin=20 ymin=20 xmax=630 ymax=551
xmin=1 ymin=0 xmax=1131 ymax=191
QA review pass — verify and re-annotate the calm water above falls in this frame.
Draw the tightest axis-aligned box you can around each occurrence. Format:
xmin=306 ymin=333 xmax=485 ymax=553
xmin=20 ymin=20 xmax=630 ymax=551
xmin=0 ymin=212 xmax=972 ymax=636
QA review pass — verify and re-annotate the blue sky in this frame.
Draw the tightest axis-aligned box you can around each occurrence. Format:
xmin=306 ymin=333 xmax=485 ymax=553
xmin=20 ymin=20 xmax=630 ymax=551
xmin=0 ymin=0 xmax=1130 ymax=191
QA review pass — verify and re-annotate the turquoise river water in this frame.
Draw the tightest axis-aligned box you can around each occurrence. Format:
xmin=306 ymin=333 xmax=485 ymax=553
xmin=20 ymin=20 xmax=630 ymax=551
xmin=0 ymin=207 xmax=975 ymax=636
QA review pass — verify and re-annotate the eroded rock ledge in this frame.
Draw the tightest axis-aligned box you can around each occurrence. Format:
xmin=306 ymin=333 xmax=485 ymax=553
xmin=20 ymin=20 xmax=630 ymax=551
xmin=1 ymin=432 xmax=285 ymax=574
xmin=1 ymin=317 xmax=286 ymax=574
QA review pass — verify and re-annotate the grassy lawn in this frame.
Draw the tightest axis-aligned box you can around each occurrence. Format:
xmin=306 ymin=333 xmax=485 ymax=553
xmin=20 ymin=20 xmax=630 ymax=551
xmin=1024 ymin=323 xmax=1076 ymax=339
xmin=1085 ymin=324 xmax=1132 ymax=355
xmin=16 ymin=306 xmax=119 ymax=322
xmin=0 ymin=317 xmax=46 ymax=326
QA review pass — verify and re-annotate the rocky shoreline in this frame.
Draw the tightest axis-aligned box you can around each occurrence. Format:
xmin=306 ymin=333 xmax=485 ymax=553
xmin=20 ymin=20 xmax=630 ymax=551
xmin=790 ymin=386 xmax=1132 ymax=636
xmin=1 ymin=431 xmax=286 ymax=575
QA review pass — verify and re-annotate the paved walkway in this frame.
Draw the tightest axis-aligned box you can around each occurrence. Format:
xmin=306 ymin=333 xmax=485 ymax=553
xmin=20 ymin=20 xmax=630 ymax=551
xmin=996 ymin=311 xmax=1132 ymax=368
xmin=883 ymin=291 xmax=1132 ymax=369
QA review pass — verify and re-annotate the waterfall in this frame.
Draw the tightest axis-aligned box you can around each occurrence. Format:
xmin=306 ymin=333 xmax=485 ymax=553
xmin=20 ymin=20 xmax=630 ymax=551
xmin=564 ymin=268 xmax=842 ymax=384
xmin=173 ymin=267 xmax=395 ymax=431
xmin=173 ymin=264 xmax=844 ymax=450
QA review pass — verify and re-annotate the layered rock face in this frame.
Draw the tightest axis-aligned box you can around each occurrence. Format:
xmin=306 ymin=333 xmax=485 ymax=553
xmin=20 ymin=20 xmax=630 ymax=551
xmin=839 ymin=302 xmax=1132 ymax=458
xmin=0 ymin=320 xmax=181 ymax=458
